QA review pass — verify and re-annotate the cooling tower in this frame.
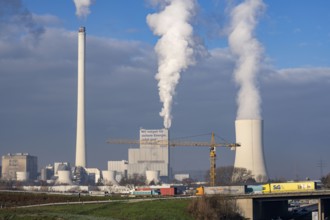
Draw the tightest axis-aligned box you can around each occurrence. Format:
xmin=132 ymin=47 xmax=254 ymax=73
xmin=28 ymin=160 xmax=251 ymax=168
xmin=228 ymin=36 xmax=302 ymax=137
xmin=146 ymin=170 xmax=160 ymax=185
xmin=102 ymin=170 xmax=118 ymax=185
xmin=57 ymin=170 xmax=73 ymax=185
xmin=234 ymin=119 xmax=268 ymax=182
xmin=75 ymin=26 xmax=86 ymax=167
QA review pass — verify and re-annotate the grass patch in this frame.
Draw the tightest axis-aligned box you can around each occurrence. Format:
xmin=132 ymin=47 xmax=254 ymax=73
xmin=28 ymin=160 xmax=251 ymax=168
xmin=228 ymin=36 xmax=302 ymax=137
xmin=0 ymin=199 xmax=193 ymax=220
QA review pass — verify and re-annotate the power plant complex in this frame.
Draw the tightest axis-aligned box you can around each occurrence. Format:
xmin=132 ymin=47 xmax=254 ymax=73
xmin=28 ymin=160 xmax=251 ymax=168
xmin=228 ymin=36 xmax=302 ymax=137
xmin=71 ymin=27 xmax=268 ymax=184
xmin=0 ymin=27 xmax=269 ymax=185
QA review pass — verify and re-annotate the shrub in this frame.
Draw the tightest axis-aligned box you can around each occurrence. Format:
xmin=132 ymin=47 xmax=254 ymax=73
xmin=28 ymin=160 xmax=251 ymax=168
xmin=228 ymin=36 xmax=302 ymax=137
xmin=187 ymin=195 xmax=245 ymax=220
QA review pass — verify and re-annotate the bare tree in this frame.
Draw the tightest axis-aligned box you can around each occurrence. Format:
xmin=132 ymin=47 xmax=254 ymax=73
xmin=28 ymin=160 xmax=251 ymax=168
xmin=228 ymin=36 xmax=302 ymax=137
xmin=232 ymin=167 xmax=255 ymax=184
xmin=321 ymin=173 xmax=330 ymax=188
xmin=188 ymin=195 xmax=244 ymax=220
xmin=205 ymin=166 xmax=256 ymax=185
xmin=119 ymin=174 xmax=146 ymax=186
xmin=216 ymin=166 xmax=235 ymax=185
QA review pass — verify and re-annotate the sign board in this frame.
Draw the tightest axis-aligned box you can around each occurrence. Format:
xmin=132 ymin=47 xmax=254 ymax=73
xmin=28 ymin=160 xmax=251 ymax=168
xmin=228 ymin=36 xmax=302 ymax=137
xmin=139 ymin=129 xmax=169 ymax=148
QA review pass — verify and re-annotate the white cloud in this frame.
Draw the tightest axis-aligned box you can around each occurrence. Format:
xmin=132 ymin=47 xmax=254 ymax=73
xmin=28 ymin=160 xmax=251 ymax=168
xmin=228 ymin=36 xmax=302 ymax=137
xmin=265 ymin=67 xmax=330 ymax=84
xmin=32 ymin=14 xmax=62 ymax=26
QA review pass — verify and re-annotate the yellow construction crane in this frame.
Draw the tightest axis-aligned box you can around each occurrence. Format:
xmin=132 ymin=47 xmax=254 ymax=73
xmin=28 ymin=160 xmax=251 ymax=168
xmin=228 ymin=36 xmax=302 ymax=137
xmin=107 ymin=132 xmax=240 ymax=187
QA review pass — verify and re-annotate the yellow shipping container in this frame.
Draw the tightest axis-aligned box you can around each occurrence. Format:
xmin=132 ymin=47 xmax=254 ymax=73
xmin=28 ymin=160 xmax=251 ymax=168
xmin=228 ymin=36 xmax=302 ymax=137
xmin=262 ymin=181 xmax=316 ymax=193
xmin=195 ymin=186 xmax=204 ymax=196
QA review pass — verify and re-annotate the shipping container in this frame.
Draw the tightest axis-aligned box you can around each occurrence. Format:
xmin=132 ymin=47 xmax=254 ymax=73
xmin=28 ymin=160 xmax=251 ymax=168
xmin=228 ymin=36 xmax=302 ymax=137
xmin=160 ymin=187 xmax=176 ymax=196
xmin=132 ymin=190 xmax=152 ymax=196
xmin=262 ymin=181 xmax=316 ymax=193
xmin=203 ymin=185 xmax=246 ymax=195
xmin=135 ymin=187 xmax=151 ymax=191
xmin=132 ymin=189 xmax=160 ymax=196
xmin=246 ymin=185 xmax=263 ymax=194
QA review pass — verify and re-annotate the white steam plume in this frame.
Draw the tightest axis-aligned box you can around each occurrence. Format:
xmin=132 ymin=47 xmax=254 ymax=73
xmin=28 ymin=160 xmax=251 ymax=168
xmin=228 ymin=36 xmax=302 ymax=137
xmin=228 ymin=0 xmax=265 ymax=119
xmin=73 ymin=0 xmax=93 ymax=18
xmin=147 ymin=0 xmax=196 ymax=129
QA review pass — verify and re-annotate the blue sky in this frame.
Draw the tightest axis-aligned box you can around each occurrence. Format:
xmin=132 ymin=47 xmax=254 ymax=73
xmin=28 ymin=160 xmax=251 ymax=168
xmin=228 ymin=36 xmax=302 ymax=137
xmin=1 ymin=0 xmax=330 ymax=180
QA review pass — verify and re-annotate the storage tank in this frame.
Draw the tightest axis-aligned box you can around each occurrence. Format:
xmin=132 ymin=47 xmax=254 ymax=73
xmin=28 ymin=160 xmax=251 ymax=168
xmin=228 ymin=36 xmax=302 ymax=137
xmin=40 ymin=168 xmax=47 ymax=181
xmin=234 ymin=119 xmax=268 ymax=182
xmin=146 ymin=170 xmax=160 ymax=185
xmin=57 ymin=170 xmax=72 ymax=185
xmin=16 ymin=172 xmax=29 ymax=181
xmin=102 ymin=170 xmax=118 ymax=185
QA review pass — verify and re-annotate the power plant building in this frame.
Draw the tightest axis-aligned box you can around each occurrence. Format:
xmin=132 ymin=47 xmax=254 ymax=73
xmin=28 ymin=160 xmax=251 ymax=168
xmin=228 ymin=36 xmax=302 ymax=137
xmin=1 ymin=153 xmax=38 ymax=180
xmin=127 ymin=129 xmax=170 ymax=179
xmin=108 ymin=160 xmax=128 ymax=177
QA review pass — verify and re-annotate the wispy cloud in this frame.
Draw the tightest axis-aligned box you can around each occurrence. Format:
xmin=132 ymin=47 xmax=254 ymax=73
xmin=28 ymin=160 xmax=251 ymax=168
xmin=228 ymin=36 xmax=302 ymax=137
xmin=265 ymin=67 xmax=330 ymax=84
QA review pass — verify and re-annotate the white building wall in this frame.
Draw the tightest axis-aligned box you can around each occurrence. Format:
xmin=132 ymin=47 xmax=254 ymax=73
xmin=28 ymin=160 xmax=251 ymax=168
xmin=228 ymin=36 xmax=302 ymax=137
xmin=108 ymin=160 xmax=128 ymax=172
xmin=128 ymin=148 xmax=168 ymax=164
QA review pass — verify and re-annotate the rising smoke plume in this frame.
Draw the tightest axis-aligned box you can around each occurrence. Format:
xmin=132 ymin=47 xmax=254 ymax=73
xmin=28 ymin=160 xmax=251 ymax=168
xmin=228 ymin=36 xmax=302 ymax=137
xmin=73 ymin=0 xmax=93 ymax=18
xmin=228 ymin=0 xmax=265 ymax=119
xmin=147 ymin=0 xmax=196 ymax=129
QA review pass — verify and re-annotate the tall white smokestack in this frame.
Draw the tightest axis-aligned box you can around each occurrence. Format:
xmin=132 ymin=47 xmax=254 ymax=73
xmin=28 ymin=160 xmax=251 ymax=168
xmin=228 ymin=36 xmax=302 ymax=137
xmin=234 ymin=119 xmax=268 ymax=182
xmin=75 ymin=26 xmax=86 ymax=168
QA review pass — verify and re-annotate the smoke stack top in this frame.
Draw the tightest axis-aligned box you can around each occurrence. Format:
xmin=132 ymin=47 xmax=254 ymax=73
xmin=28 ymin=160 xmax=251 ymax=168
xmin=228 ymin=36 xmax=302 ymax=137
xmin=79 ymin=26 xmax=86 ymax=33
xmin=228 ymin=0 xmax=265 ymax=120
xmin=147 ymin=0 xmax=197 ymax=129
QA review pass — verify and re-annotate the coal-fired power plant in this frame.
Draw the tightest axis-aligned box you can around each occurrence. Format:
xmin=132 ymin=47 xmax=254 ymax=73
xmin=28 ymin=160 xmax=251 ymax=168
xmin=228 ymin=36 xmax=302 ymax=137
xmin=75 ymin=27 xmax=87 ymax=168
xmin=234 ymin=119 xmax=268 ymax=182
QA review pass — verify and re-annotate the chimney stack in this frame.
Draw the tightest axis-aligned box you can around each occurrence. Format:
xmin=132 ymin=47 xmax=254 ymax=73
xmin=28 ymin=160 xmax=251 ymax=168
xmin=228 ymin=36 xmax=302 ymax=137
xmin=75 ymin=26 xmax=86 ymax=168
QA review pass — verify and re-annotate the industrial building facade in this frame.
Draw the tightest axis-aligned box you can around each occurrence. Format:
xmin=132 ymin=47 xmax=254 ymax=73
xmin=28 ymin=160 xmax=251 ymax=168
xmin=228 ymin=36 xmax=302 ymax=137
xmin=1 ymin=153 xmax=38 ymax=180
xmin=127 ymin=129 xmax=169 ymax=178
xmin=106 ymin=129 xmax=170 ymax=180
xmin=108 ymin=160 xmax=128 ymax=177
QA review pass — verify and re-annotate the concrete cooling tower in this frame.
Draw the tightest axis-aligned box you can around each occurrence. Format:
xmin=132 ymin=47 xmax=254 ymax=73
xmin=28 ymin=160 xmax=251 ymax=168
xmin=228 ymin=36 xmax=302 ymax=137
xmin=234 ymin=119 xmax=268 ymax=182
xmin=102 ymin=170 xmax=118 ymax=185
xmin=146 ymin=170 xmax=160 ymax=185
xmin=57 ymin=170 xmax=73 ymax=185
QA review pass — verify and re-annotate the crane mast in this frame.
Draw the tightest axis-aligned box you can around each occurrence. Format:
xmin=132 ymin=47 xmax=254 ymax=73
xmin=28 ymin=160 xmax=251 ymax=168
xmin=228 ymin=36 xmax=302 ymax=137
xmin=107 ymin=132 xmax=240 ymax=187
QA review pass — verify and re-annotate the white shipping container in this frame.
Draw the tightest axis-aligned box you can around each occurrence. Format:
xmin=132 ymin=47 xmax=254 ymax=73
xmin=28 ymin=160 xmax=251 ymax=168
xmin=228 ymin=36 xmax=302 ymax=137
xmin=204 ymin=186 xmax=246 ymax=195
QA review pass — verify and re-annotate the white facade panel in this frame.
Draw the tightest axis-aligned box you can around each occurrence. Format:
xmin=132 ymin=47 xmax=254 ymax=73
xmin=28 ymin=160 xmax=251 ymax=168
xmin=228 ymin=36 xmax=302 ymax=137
xmin=128 ymin=148 xmax=168 ymax=164
xmin=107 ymin=160 xmax=128 ymax=172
